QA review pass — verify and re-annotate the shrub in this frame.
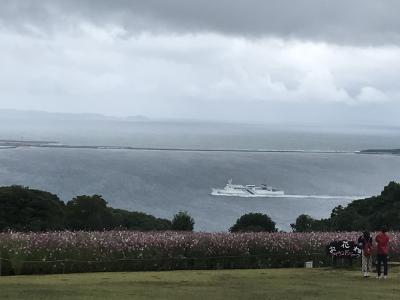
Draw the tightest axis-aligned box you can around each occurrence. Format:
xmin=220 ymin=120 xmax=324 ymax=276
xmin=171 ymin=211 xmax=195 ymax=231
xmin=230 ymin=213 xmax=277 ymax=232
xmin=111 ymin=209 xmax=172 ymax=230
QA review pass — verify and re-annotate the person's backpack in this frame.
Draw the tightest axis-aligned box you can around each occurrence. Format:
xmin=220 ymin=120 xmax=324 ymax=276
xmin=363 ymin=240 xmax=372 ymax=256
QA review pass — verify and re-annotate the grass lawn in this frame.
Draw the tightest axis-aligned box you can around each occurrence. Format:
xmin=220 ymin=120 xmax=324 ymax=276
xmin=0 ymin=267 xmax=399 ymax=300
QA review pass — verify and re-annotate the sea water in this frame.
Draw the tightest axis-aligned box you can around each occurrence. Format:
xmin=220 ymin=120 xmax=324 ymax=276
xmin=0 ymin=120 xmax=399 ymax=231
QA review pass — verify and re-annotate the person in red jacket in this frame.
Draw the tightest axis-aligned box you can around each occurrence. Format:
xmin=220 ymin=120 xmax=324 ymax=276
xmin=375 ymin=227 xmax=390 ymax=279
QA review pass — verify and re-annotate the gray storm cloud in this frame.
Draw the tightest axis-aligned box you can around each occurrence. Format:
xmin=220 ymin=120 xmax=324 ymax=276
xmin=0 ymin=0 xmax=400 ymax=124
xmin=2 ymin=0 xmax=400 ymax=45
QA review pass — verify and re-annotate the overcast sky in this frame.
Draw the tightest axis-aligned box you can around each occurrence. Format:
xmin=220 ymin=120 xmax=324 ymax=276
xmin=1 ymin=0 xmax=400 ymax=124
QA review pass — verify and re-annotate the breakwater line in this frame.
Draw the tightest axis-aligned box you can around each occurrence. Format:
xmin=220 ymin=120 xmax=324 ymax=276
xmin=0 ymin=140 xmax=358 ymax=154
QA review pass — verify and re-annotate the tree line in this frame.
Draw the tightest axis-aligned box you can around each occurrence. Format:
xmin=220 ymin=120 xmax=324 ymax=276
xmin=291 ymin=181 xmax=400 ymax=232
xmin=0 ymin=186 xmax=194 ymax=232
xmin=1 ymin=182 xmax=399 ymax=233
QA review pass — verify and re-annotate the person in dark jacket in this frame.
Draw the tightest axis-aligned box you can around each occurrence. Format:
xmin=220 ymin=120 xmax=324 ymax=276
xmin=358 ymin=231 xmax=373 ymax=277
xmin=375 ymin=227 xmax=390 ymax=279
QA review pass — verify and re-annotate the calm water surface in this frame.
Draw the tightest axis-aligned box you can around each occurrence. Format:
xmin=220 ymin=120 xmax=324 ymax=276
xmin=0 ymin=121 xmax=399 ymax=231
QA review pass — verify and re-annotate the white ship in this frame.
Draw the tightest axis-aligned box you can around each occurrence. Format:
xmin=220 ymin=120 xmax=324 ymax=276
xmin=211 ymin=179 xmax=284 ymax=197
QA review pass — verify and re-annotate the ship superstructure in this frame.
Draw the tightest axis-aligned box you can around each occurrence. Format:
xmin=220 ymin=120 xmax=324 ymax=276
xmin=211 ymin=180 xmax=284 ymax=197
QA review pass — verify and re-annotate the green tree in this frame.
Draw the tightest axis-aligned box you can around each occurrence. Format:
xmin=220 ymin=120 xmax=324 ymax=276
xmin=0 ymin=185 xmax=65 ymax=231
xmin=230 ymin=213 xmax=277 ymax=232
xmin=66 ymin=195 xmax=114 ymax=230
xmin=171 ymin=211 xmax=194 ymax=231
xmin=291 ymin=214 xmax=315 ymax=232
xmin=291 ymin=214 xmax=330 ymax=232
xmin=111 ymin=209 xmax=172 ymax=231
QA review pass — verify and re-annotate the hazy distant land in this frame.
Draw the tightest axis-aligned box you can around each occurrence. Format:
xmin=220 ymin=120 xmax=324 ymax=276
xmin=0 ymin=109 xmax=149 ymax=122
xmin=1 ymin=139 xmax=399 ymax=156
xmin=0 ymin=139 xmax=358 ymax=153
xmin=359 ymin=149 xmax=400 ymax=155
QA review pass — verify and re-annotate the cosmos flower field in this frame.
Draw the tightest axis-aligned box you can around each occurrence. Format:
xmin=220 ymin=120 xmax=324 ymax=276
xmin=0 ymin=231 xmax=399 ymax=275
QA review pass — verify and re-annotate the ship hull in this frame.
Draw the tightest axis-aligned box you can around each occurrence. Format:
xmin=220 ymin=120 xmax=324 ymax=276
xmin=211 ymin=188 xmax=284 ymax=197
xmin=211 ymin=180 xmax=284 ymax=198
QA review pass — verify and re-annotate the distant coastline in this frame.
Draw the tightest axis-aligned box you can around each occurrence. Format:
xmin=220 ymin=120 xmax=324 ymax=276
xmin=358 ymin=149 xmax=400 ymax=155
xmin=0 ymin=140 xmax=357 ymax=154
xmin=2 ymin=139 xmax=400 ymax=156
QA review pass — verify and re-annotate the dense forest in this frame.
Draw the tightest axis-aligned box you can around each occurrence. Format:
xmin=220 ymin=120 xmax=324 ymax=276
xmin=291 ymin=181 xmax=400 ymax=232
xmin=0 ymin=186 xmax=192 ymax=231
